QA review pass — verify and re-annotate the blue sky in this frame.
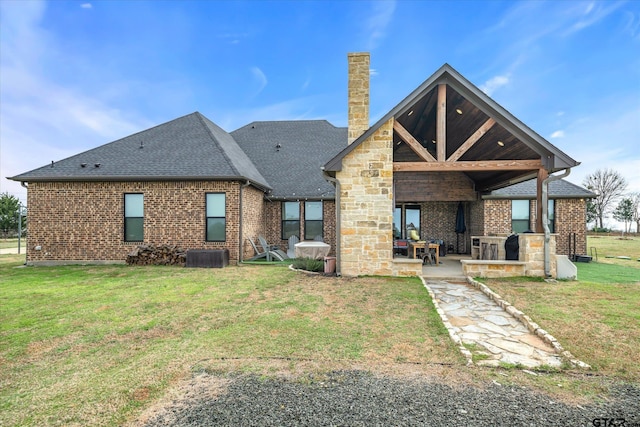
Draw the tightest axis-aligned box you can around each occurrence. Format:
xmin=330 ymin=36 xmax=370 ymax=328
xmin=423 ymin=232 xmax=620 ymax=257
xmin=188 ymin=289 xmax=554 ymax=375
xmin=1 ymin=0 xmax=639 ymax=225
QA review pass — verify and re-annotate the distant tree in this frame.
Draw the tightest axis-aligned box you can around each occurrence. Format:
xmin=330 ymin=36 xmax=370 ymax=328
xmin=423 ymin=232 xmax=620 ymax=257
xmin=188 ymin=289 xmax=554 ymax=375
xmin=0 ymin=193 xmax=24 ymax=237
xmin=582 ymin=169 xmax=628 ymax=229
xmin=613 ymin=198 xmax=634 ymax=233
xmin=586 ymin=198 xmax=598 ymax=229
xmin=630 ymin=192 xmax=640 ymax=233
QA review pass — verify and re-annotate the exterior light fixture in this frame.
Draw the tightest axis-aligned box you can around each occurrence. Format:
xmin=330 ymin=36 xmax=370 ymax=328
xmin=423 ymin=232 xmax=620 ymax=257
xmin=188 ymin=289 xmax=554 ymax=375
xmin=497 ymin=141 xmax=505 ymax=147
xmin=456 ymin=108 xmax=463 ymax=115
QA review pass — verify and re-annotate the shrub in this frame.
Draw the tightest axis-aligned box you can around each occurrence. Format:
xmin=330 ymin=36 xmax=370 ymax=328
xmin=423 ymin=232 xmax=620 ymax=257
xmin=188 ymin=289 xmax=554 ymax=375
xmin=291 ymin=257 xmax=324 ymax=272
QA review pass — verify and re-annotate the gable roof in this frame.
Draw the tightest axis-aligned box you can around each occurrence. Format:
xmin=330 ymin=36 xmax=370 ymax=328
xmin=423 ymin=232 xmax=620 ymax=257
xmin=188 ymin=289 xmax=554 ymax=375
xmin=324 ymin=64 xmax=580 ymax=191
xmin=9 ymin=112 xmax=271 ymax=190
xmin=484 ymin=178 xmax=596 ymax=199
xmin=232 ymin=120 xmax=347 ymax=199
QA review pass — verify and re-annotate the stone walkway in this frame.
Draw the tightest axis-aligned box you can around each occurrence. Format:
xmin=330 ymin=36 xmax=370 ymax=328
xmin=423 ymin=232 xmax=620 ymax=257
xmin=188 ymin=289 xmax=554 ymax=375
xmin=425 ymin=279 xmax=564 ymax=369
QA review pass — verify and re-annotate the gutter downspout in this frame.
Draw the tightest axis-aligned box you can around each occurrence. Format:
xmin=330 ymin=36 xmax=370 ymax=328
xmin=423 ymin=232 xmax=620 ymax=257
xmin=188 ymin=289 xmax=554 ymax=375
xmin=542 ymin=169 xmax=570 ymax=278
xmin=238 ymin=180 xmax=251 ymax=264
xmin=322 ymin=168 xmax=341 ymax=276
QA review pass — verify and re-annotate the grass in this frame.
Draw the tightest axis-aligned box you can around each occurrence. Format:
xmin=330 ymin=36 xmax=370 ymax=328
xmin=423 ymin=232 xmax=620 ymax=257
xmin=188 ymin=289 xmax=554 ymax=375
xmin=482 ymin=261 xmax=640 ymax=382
xmin=0 ymin=254 xmax=460 ymax=427
xmin=0 ymin=238 xmax=23 ymax=249
xmin=2 ymin=234 xmax=639 ymax=424
xmin=586 ymin=235 xmax=640 ymax=267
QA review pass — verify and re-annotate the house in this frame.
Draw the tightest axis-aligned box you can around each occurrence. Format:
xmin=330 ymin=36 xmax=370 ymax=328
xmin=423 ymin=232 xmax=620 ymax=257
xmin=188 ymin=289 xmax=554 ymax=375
xmin=8 ymin=52 xmax=592 ymax=277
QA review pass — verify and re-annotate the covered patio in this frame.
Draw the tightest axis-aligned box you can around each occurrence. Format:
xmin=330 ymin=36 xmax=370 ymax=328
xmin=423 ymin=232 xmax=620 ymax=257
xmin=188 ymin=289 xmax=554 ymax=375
xmin=324 ymin=55 xmax=581 ymax=278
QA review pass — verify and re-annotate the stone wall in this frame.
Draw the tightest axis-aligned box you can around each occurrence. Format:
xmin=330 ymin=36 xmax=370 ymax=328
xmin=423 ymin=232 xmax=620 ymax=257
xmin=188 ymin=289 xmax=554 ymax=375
xmin=336 ymin=118 xmax=394 ymax=276
xmin=347 ymin=53 xmax=370 ymax=145
xmin=520 ymin=233 xmax=556 ymax=277
xmin=26 ymin=180 xmax=244 ymax=264
xmin=461 ymin=234 xmax=556 ymax=278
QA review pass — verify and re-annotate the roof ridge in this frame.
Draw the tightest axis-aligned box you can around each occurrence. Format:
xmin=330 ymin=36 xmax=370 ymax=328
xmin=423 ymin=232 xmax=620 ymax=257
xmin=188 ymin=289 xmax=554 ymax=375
xmin=194 ymin=112 xmax=242 ymax=177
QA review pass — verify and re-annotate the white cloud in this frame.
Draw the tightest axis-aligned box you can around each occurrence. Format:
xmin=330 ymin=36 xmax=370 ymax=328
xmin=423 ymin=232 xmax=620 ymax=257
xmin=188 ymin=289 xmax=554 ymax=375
xmin=0 ymin=0 xmax=148 ymax=203
xmin=80 ymin=3 xmax=92 ymax=9
xmin=550 ymin=130 xmax=565 ymax=138
xmin=480 ymin=74 xmax=510 ymax=96
xmin=563 ymin=0 xmax=625 ymax=36
xmin=364 ymin=0 xmax=396 ymax=50
xmin=250 ymin=66 xmax=268 ymax=97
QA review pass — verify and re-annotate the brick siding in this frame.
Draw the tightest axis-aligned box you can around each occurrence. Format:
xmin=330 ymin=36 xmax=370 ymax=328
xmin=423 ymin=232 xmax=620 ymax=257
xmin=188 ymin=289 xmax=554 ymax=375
xmin=26 ymin=181 xmax=245 ymax=264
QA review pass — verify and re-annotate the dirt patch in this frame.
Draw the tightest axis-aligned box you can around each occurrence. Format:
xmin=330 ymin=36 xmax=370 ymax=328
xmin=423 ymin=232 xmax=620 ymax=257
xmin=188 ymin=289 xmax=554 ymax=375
xmin=128 ymin=373 xmax=231 ymax=427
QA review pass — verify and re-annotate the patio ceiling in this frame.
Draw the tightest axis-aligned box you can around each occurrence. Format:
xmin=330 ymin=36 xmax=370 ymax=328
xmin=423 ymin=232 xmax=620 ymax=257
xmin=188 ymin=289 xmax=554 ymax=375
xmin=393 ymin=84 xmax=543 ymax=188
xmin=325 ymin=64 xmax=580 ymax=193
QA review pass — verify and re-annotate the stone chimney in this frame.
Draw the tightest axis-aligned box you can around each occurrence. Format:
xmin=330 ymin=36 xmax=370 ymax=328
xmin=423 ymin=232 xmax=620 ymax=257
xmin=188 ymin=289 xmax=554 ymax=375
xmin=347 ymin=52 xmax=370 ymax=145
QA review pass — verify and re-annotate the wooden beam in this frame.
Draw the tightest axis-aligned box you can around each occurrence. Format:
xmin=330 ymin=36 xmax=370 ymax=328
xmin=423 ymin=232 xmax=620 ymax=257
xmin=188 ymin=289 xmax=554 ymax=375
xmin=436 ymin=84 xmax=446 ymax=161
xmin=536 ymin=168 xmax=548 ymax=232
xmin=447 ymin=118 xmax=496 ymax=162
xmin=393 ymin=121 xmax=437 ymax=162
xmin=393 ymin=159 xmax=543 ymax=172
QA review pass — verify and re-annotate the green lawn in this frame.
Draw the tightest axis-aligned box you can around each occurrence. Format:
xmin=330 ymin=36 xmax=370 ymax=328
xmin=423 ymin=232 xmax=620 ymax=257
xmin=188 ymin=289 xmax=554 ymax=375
xmin=483 ymin=261 xmax=640 ymax=382
xmin=587 ymin=235 xmax=640 ymax=268
xmin=0 ymin=255 xmax=459 ymax=427
xmin=0 ymin=238 xmax=23 ymax=249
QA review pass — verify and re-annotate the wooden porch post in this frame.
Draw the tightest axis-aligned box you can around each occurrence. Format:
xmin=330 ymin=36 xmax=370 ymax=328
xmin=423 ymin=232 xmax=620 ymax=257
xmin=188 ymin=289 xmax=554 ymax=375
xmin=536 ymin=168 xmax=548 ymax=232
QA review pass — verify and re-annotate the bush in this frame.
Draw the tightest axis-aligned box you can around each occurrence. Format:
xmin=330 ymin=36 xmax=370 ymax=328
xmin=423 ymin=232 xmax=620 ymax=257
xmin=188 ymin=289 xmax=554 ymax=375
xmin=291 ymin=257 xmax=324 ymax=272
xmin=591 ymin=227 xmax=611 ymax=233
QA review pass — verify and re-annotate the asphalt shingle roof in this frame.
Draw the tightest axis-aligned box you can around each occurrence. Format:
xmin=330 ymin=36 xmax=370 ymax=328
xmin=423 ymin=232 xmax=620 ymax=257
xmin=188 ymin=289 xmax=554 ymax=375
xmin=485 ymin=178 xmax=596 ymax=199
xmin=9 ymin=112 xmax=271 ymax=190
xmin=231 ymin=120 xmax=347 ymax=199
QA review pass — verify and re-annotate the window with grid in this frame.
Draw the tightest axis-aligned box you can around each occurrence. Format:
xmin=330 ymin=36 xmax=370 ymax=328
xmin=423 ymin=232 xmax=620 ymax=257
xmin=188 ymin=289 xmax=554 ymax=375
xmin=304 ymin=201 xmax=323 ymax=240
xmin=282 ymin=201 xmax=300 ymax=239
xmin=206 ymin=193 xmax=226 ymax=241
xmin=124 ymin=193 xmax=144 ymax=242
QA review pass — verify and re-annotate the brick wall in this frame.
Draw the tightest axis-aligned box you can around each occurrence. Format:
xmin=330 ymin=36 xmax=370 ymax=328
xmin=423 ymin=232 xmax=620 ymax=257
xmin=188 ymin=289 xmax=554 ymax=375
xmin=26 ymin=180 xmax=245 ymax=264
xmin=240 ymin=185 xmax=266 ymax=260
xmin=337 ymin=118 xmax=394 ymax=276
xmin=263 ymin=200 xmax=336 ymax=256
xmin=481 ymin=198 xmax=587 ymax=256
xmin=483 ymin=200 xmax=512 ymax=235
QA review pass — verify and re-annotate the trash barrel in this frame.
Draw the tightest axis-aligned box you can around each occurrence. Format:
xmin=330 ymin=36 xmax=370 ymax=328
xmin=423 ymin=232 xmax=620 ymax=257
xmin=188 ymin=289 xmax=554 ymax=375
xmin=324 ymin=256 xmax=336 ymax=274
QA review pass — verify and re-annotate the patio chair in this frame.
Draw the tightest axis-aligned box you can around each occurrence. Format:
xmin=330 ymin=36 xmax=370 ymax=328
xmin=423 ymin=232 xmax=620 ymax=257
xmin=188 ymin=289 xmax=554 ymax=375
xmin=258 ymin=235 xmax=289 ymax=261
xmin=246 ymin=236 xmax=287 ymax=261
xmin=287 ymin=235 xmax=299 ymax=258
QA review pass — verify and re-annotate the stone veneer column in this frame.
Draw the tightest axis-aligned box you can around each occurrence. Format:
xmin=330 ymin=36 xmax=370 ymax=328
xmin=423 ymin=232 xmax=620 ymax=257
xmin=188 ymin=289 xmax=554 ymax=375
xmin=519 ymin=233 xmax=557 ymax=278
xmin=336 ymin=118 xmax=394 ymax=276
xmin=347 ymin=52 xmax=370 ymax=145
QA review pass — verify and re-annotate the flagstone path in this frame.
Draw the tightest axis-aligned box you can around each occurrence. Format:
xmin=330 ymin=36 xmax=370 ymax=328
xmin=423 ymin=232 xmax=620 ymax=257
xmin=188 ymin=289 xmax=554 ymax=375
xmin=425 ymin=280 xmax=564 ymax=369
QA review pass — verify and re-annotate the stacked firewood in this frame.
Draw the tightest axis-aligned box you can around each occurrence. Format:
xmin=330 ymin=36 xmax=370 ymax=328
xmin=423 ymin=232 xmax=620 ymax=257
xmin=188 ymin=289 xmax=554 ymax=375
xmin=126 ymin=244 xmax=187 ymax=266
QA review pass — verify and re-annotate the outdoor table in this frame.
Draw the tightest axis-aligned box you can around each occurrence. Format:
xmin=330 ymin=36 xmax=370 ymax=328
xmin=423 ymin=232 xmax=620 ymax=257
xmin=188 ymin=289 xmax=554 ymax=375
xmin=294 ymin=241 xmax=331 ymax=260
xmin=409 ymin=241 xmax=440 ymax=266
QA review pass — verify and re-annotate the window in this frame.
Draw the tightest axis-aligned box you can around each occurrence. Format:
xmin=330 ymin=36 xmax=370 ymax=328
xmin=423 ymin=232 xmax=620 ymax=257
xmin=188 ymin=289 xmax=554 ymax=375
xmin=547 ymin=199 xmax=555 ymax=233
xmin=405 ymin=205 xmax=421 ymax=239
xmin=511 ymin=200 xmax=530 ymax=234
xmin=394 ymin=204 xmax=421 ymax=239
xmin=393 ymin=207 xmax=402 ymax=238
xmin=124 ymin=193 xmax=144 ymax=242
xmin=282 ymin=201 xmax=300 ymax=239
xmin=304 ymin=201 xmax=323 ymax=240
xmin=206 ymin=193 xmax=226 ymax=241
